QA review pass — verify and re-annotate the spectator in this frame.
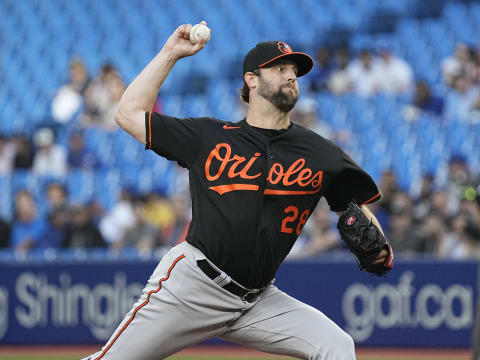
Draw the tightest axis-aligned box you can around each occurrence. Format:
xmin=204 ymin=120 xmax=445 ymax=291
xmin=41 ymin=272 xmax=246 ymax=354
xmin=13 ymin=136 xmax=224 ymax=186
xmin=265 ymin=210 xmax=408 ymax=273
xmin=458 ymin=199 xmax=480 ymax=246
xmin=403 ymin=81 xmax=444 ymax=121
xmin=417 ymin=173 xmax=436 ymax=202
xmin=445 ymin=75 xmax=479 ymax=120
xmin=68 ymin=57 xmax=91 ymax=95
xmin=473 ymin=50 xmax=480 ymax=85
xmin=67 ymin=131 xmax=100 ymax=169
xmin=98 ymin=75 xmax=125 ymax=131
xmin=63 ymin=204 xmax=106 ymax=248
xmin=32 ymin=128 xmax=67 ymax=176
xmin=13 ymin=135 xmax=34 ymax=170
xmin=446 ymin=154 xmax=477 ymax=213
xmin=328 ymin=48 xmax=352 ymax=95
xmin=81 ymin=63 xmax=123 ymax=130
xmin=0 ymin=136 xmax=15 ymax=175
xmin=347 ymin=49 xmax=380 ymax=97
xmin=99 ymin=188 xmax=136 ymax=247
xmin=83 ymin=64 xmax=117 ymax=119
xmin=448 ymin=154 xmax=472 ymax=187
xmin=119 ymin=197 xmax=162 ymax=252
xmin=468 ymin=92 xmax=480 ymax=120
xmin=375 ymin=170 xmax=399 ymax=232
xmin=386 ymin=192 xmax=418 ymax=254
xmin=413 ymin=211 xmax=447 ymax=254
xmin=0 ymin=217 xmax=10 ymax=248
xmin=43 ymin=182 xmax=71 ymax=248
xmin=51 ymin=57 xmax=90 ymax=124
xmin=88 ymin=199 xmax=106 ymax=225
xmin=442 ymin=43 xmax=476 ymax=87
xmin=376 ymin=48 xmax=413 ymax=94
xmin=431 ymin=189 xmax=456 ymax=219
xmin=290 ymin=97 xmax=332 ymax=138
xmin=460 ymin=192 xmax=480 ymax=222
xmin=414 ymin=81 xmax=444 ymax=115
xmin=163 ymin=194 xmax=191 ymax=248
xmin=169 ymin=164 xmax=191 ymax=199
xmin=10 ymin=190 xmax=47 ymax=252
xmin=46 ymin=182 xmax=70 ymax=212
xmin=143 ymin=191 xmax=175 ymax=230
xmin=440 ymin=213 xmax=480 ymax=259
xmin=308 ymin=47 xmax=333 ymax=92
xmin=288 ymin=200 xmax=340 ymax=259
xmin=413 ymin=173 xmax=436 ymax=220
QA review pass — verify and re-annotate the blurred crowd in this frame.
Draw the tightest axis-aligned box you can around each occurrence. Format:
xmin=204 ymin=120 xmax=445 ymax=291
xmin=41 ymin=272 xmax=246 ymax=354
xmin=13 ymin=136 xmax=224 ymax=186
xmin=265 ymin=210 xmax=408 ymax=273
xmin=306 ymin=42 xmax=480 ymax=124
xmin=305 ymin=46 xmax=414 ymax=97
xmin=1 ymin=44 xmax=479 ymax=260
xmin=0 ymin=57 xmax=177 ymax=255
xmin=290 ymin=156 xmax=480 ymax=260
xmin=0 ymin=128 xmax=97 ymax=177
xmin=406 ymin=42 xmax=480 ymax=123
xmin=0 ymin=180 xmax=191 ymax=255
xmin=441 ymin=42 xmax=480 ymax=122
xmin=290 ymin=43 xmax=480 ymax=259
xmin=52 ymin=59 xmax=123 ymax=129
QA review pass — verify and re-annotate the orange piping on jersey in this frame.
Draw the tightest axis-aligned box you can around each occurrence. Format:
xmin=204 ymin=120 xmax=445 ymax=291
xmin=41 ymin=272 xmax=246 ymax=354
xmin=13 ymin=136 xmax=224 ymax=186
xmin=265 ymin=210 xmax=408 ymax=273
xmin=148 ymin=112 xmax=152 ymax=149
xmin=264 ymin=187 xmax=322 ymax=195
xmin=209 ymin=184 xmax=259 ymax=195
xmin=361 ymin=192 xmax=381 ymax=205
xmin=93 ymin=254 xmax=185 ymax=360
xmin=223 ymin=125 xmax=241 ymax=129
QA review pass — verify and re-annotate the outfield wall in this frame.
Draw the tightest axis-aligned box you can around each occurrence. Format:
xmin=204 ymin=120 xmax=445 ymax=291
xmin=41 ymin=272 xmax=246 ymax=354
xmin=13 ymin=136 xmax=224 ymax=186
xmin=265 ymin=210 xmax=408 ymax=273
xmin=0 ymin=255 xmax=476 ymax=347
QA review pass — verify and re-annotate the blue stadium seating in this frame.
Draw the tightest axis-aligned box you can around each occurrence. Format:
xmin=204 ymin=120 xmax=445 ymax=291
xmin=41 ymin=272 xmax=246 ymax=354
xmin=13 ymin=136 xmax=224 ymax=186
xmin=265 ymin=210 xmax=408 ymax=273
xmin=0 ymin=0 xmax=479 ymax=217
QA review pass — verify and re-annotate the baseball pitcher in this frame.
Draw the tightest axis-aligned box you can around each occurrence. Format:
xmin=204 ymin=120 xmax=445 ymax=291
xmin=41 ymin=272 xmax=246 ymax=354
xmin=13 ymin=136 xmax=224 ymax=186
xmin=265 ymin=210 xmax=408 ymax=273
xmin=84 ymin=22 xmax=393 ymax=360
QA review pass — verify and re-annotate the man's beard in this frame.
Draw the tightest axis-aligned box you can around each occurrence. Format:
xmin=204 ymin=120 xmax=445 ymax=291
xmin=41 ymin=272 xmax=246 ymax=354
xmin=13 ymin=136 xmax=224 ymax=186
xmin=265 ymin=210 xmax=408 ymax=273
xmin=257 ymin=76 xmax=298 ymax=113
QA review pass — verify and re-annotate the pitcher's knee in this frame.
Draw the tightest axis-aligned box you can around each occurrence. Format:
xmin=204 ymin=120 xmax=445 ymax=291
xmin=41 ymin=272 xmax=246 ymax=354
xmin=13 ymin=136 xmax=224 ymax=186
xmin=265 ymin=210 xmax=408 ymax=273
xmin=310 ymin=330 xmax=355 ymax=360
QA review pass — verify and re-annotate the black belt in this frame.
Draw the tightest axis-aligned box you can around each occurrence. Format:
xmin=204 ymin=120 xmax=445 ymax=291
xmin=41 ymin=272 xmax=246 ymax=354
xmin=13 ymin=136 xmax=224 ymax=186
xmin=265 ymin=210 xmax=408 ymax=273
xmin=196 ymin=259 xmax=264 ymax=303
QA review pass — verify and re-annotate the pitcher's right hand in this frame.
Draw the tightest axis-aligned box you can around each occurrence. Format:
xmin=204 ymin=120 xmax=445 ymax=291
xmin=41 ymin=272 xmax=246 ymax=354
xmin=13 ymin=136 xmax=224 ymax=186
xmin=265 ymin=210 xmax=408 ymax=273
xmin=163 ymin=23 xmax=208 ymax=60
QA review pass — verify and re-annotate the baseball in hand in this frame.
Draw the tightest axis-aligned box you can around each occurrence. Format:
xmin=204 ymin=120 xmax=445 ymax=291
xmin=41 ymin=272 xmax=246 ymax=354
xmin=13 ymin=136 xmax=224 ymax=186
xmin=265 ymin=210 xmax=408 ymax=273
xmin=189 ymin=21 xmax=211 ymax=44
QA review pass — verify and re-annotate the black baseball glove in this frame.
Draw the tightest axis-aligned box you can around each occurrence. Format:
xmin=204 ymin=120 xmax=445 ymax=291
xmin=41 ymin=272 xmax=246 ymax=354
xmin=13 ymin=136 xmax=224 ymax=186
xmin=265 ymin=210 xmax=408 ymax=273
xmin=337 ymin=201 xmax=394 ymax=276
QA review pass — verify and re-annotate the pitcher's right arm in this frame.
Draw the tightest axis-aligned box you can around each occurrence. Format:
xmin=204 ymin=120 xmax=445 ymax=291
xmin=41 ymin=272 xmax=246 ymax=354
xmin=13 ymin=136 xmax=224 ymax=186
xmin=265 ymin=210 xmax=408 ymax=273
xmin=115 ymin=24 xmax=207 ymax=144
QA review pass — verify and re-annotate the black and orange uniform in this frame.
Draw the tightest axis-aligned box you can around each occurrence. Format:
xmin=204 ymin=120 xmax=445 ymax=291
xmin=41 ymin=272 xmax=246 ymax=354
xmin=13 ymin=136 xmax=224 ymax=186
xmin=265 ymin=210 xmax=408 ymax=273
xmin=145 ymin=112 xmax=380 ymax=289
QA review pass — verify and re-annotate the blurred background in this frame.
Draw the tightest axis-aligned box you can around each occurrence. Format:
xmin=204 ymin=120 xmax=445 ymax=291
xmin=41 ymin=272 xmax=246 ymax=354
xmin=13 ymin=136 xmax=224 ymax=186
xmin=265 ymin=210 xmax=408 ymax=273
xmin=0 ymin=0 xmax=480 ymax=355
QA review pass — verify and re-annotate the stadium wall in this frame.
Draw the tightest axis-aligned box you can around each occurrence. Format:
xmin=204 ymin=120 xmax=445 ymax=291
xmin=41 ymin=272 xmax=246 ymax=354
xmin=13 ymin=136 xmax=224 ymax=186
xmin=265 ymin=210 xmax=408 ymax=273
xmin=0 ymin=257 xmax=476 ymax=347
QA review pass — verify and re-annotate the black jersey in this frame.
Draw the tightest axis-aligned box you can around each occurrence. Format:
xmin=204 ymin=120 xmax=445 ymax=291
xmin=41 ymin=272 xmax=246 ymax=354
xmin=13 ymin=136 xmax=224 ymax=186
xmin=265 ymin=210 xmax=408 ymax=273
xmin=145 ymin=112 xmax=380 ymax=289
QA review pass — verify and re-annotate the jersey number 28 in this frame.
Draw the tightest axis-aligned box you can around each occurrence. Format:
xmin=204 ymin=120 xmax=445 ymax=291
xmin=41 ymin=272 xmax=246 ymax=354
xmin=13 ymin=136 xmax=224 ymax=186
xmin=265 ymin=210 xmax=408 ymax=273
xmin=281 ymin=206 xmax=310 ymax=236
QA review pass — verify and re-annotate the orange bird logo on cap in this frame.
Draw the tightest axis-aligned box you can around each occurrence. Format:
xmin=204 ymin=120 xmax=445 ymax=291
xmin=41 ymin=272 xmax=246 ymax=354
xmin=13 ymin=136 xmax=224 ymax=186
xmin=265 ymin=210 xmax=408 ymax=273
xmin=277 ymin=41 xmax=292 ymax=53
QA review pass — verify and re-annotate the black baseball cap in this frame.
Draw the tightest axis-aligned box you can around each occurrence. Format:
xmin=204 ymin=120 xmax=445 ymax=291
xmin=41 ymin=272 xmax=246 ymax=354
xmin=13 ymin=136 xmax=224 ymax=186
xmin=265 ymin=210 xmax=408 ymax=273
xmin=243 ymin=41 xmax=314 ymax=77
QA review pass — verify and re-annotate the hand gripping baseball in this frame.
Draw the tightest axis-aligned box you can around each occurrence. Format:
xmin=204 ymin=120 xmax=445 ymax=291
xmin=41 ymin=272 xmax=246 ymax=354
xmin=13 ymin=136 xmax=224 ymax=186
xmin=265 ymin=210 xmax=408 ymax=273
xmin=164 ymin=22 xmax=210 ymax=60
xmin=337 ymin=201 xmax=394 ymax=276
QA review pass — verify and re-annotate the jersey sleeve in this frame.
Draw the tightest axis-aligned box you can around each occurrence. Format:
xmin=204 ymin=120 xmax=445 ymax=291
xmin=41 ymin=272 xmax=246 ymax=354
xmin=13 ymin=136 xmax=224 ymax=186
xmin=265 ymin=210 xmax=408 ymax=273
xmin=324 ymin=149 xmax=381 ymax=212
xmin=145 ymin=112 xmax=205 ymax=168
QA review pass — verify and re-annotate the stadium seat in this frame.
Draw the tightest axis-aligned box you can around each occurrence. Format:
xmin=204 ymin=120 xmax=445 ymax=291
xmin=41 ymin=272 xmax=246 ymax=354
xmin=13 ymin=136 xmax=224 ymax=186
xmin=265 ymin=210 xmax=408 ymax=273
xmin=1 ymin=0 xmax=479 ymax=217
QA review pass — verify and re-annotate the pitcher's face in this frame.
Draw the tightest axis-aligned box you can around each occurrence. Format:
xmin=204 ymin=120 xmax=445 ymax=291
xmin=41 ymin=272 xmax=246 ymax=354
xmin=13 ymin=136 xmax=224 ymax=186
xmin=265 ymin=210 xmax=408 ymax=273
xmin=257 ymin=60 xmax=299 ymax=113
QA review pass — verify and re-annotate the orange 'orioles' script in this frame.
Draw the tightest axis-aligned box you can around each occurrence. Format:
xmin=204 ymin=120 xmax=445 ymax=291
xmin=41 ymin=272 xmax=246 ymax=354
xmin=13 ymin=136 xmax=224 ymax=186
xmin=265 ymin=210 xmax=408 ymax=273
xmin=205 ymin=143 xmax=323 ymax=195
